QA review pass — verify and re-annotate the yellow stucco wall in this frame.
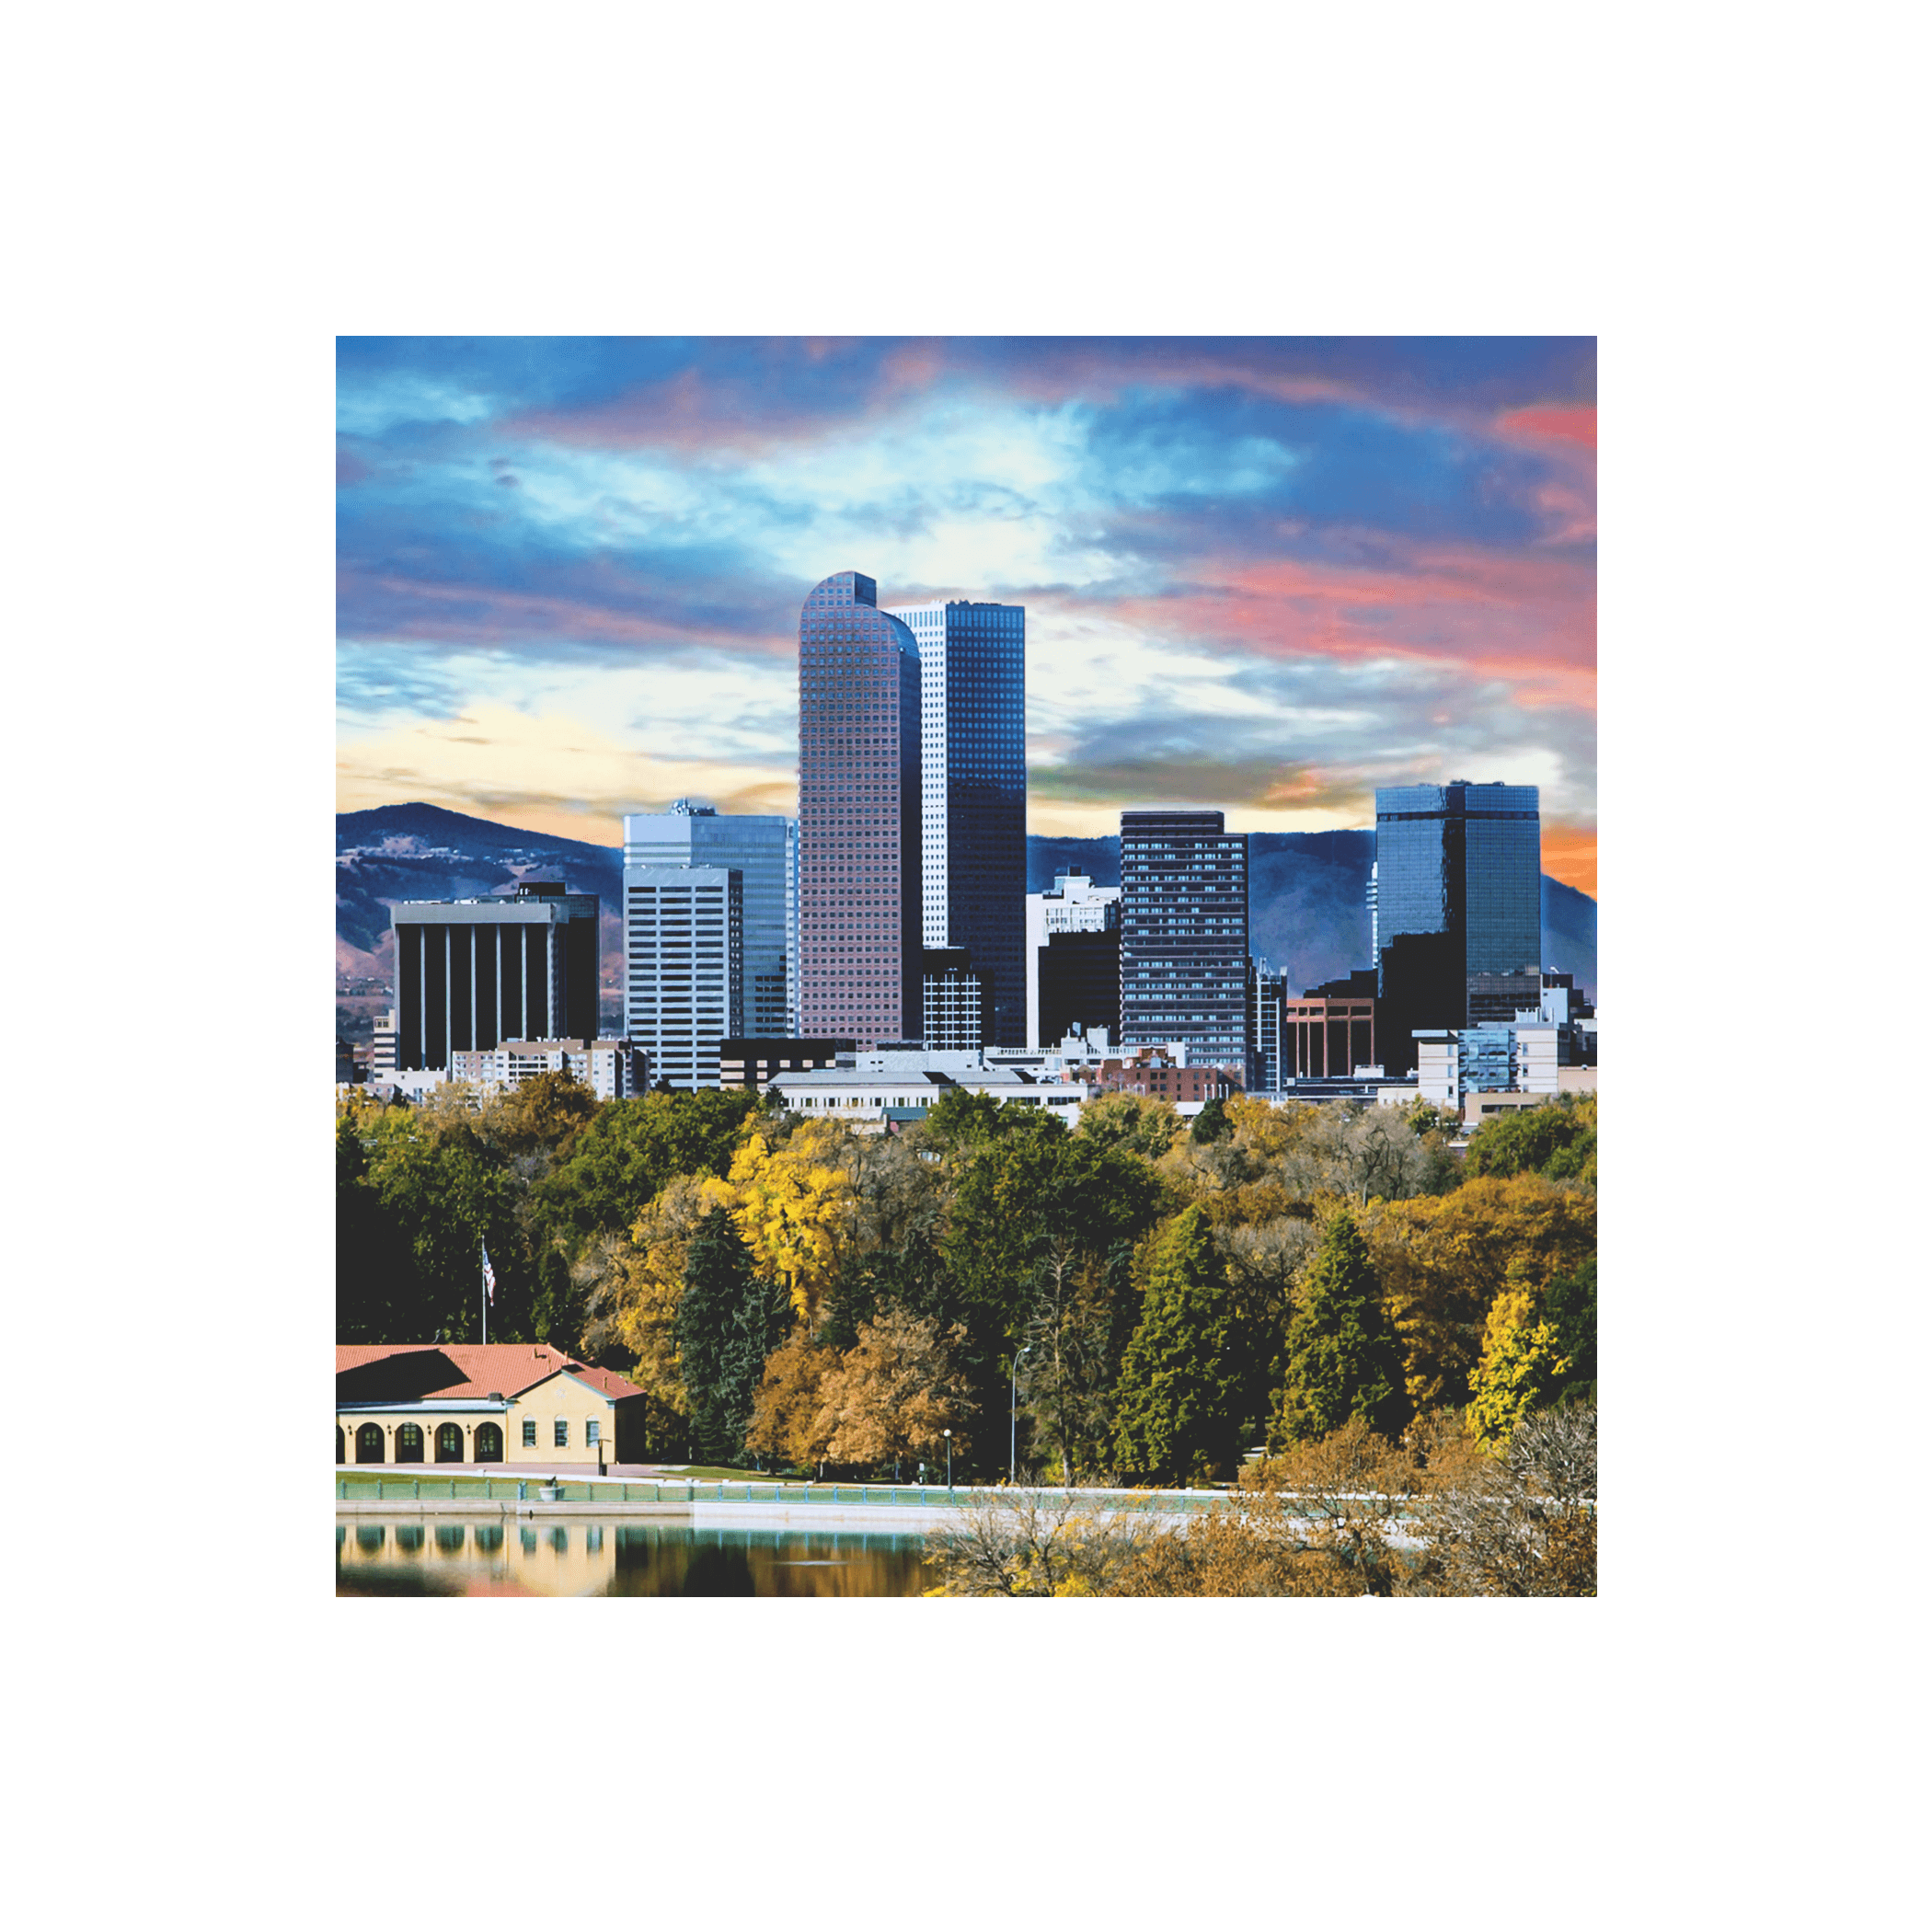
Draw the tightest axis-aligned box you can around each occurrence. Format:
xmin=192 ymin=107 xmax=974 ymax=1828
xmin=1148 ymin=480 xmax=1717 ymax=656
xmin=336 ymin=1371 xmax=619 ymax=1467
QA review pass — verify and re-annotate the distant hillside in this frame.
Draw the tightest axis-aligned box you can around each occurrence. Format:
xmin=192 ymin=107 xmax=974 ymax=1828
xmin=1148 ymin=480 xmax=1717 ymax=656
xmin=335 ymin=804 xmax=625 ymax=1030
xmin=338 ymin=806 xmax=1597 ymax=1028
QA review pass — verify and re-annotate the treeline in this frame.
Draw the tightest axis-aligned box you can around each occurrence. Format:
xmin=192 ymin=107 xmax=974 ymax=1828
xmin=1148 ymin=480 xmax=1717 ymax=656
xmin=337 ymin=1078 xmax=1596 ymax=1486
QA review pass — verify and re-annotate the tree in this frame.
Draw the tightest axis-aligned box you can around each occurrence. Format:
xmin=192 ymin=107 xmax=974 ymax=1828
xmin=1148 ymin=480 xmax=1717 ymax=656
xmin=1190 ymin=1095 xmax=1233 ymax=1143
xmin=1466 ymin=1268 xmax=1571 ymax=1450
xmin=1544 ymin=1255 xmax=1597 ymax=1405
xmin=1110 ymin=1207 xmax=1243 ymax=1482
xmin=811 ymin=1310 xmax=976 ymax=1476
xmin=702 ymin=1120 xmax=857 ymax=1326
xmin=1017 ymin=1238 xmax=1119 ymax=1485
xmin=607 ymin=1173 xmax=715 ymax=1443
xmin=1274 ymin=1208 xmax=1408 ymax=1446
xmin=530 ymin=1246 xmax=583 ymax=1353
xmin=944 ymin=1125 xmax=1167 ymax=1346
xmin=744 ymin=1331 xmax=837 ymax=1470
xmin=922 ymin=1488 xmax=1170 ymax=1597
xmin=532 ymin=1087 xmax=759 ymax=1257
xmin=1075 ymin=1091 xmax=1183 ymax=1161
xmin=1110 ymin=1420 xmax=1425 ymax=1597
xmin=1367 ymin=1175 xmax=1597 ymax=1415
xmin=674 ymin=1208 xmax=792 ymax=1466
xmin=1417 ymin=1403 xmax=1595 ymax=1595
xmin=1465 ymin=1092 xmax=1596 ymax=1186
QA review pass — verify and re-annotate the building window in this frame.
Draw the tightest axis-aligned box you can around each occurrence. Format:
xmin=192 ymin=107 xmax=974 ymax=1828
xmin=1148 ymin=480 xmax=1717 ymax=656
xmin=523 ymin=1418 xmax=536 ymax=1447
xmin=586 ymin=1420 xmax=601 ymax=1447
xmin=554 ymin=1418 xmax=569 ymax=1448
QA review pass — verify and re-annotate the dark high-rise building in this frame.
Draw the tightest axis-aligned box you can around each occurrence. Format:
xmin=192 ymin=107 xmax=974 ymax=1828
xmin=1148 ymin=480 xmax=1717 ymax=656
xmin=1119 ymin=809 xmax=1248 ymax=1067
xmin=797 ymin=571 xmax=923 ymax=1048
xmin=391 ymin=880 xmax=599 ymax=1073
xmin=1374 ymin=781 xmax=1541 ymax=1075
xmin=886 ymin=597 xmax=1027 ymax=1047
xmin=1039 ymin=927 xmax=1121 ymax=1050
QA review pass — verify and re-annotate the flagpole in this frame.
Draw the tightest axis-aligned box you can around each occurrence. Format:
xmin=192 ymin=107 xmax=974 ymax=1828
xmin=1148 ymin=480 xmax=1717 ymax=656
xmin=481 ymin=1245 xmax=488 ymax=1346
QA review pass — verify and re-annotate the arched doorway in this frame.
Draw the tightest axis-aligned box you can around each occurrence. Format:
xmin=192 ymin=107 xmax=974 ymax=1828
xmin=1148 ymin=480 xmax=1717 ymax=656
xmin=474 ymin=1421 xmax=503 ymax=1463
xmin=435 ymin=1422 xmax=465 ymax=1463
xmin=395 ymin=1423 xmax=425 ymax=1464
xmin=356 ymin=1422 xmax=385 ymax=1464
xmin=336 ymin=1426 xmax=345 ymax=1464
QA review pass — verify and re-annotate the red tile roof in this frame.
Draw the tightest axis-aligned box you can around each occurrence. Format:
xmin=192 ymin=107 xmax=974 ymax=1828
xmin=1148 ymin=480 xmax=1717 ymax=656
xmin=335 ymin=1343 xmax=644 ymax=1402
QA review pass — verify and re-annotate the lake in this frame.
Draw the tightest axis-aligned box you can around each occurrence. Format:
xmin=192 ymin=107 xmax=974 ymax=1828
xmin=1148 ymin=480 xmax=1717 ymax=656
xmin=336 ymin=1516 xmax=936 ymax=1596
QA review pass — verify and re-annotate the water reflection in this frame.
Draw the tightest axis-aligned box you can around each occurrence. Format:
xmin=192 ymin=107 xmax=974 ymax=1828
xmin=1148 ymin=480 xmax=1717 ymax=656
xmin=337 ymin=1517 xmax=934 ymax=1597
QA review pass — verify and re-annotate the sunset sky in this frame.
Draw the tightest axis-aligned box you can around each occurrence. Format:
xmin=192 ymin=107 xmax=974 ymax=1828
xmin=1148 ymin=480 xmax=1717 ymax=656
xmin=337 ymin=337 xmax=1595 ymax=894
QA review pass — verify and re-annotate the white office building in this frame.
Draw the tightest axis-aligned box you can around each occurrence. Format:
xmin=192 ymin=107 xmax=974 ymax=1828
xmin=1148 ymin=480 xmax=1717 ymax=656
xmin=624 ymin=800 xmax=797 ymax=1037
xmin=623 ymin=865 xmax=743 ymax=1089
xmin=448 ymin=1037 xmax=649 ymax=1101
xmin=770 ymin=1052 xmax=1089 ymax=1131
xmin=1025 ymin=871 xmax=1121 ymax=1047
xmin=1415 ymin=1023 xmax=1560 ymax=1112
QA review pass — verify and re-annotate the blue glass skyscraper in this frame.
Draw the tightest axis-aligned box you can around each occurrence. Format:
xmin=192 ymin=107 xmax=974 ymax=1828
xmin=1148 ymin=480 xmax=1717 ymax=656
xmin=1374 ymin=781 xmax=1541 ymax=1071
xmin=885 ymin=598 xmax=1027 ymax=1048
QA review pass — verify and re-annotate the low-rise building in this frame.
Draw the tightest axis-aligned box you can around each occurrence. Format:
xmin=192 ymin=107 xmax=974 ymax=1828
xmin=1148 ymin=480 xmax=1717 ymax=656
xmin=770 ymin=1051 xmax=1090 ymax=1132
xmin=335 ymin=1342 xmax=649 ymax=1469
xmin=718 ymin=1037 xmax=855 ymax=1094
xmin=1093 ymin=1047 xmax=1242 ymax=1108
xmin=447 ymin=1036 xmax=648 ymax=1101
xmin=1415 ymin=1023 xmax=1561 ymax=1113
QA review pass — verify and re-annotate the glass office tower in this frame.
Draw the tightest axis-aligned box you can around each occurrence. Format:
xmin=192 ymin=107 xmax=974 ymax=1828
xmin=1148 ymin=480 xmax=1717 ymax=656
xmin=623 ymin=801 xmax=798 ymax=1039
xmin=621 ymin=866 xmax=743 ymax=1089
xmin=885 ymin=598 xmax=1027 ymax=1048
xmin=797 ymin=571 xmax=923 ymax=1048
xmin=1119 ymin=809 xmax=1249 ymax=1067
xmin=1374 ymin=781 xmax=1541 ymax=1072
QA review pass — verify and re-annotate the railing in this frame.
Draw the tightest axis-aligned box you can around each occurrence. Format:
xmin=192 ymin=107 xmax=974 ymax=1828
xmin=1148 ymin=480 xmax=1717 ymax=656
xmin=332 ymin=1475 xmax=1246 ymax=1512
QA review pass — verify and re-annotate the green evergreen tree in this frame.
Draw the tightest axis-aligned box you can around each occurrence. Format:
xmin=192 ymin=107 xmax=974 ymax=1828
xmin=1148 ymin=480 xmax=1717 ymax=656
xmin=530 ymin=1246 xmax=582 ymax=1353
xmin=1190 ymin=1095 xmax=1233 ymax=1143
xmin=675 ymin=1208 xmax=791 ymax=1465
xmin=1543 ymin=1254 xmax=1597 ymax=1405
xmin=1110 ymin=1207 xmax=1241 ymax=1482
xmin=1274 ymin=1209 xmax=1409 ymax=1445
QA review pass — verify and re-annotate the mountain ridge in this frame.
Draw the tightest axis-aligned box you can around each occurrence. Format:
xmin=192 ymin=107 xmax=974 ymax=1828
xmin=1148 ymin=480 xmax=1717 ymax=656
xmin=337 ymin=804 xmax=1596 ymax=1023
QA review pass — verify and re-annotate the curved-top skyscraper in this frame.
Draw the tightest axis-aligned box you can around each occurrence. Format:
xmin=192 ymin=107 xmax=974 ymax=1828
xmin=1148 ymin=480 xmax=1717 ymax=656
xmin=797 ymin=572 xmax=923 ymax=1047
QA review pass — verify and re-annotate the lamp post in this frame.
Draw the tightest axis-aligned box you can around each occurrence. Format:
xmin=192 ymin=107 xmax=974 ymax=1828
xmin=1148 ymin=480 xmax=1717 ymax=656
xmin=943 ymin=1428 xmax=951 ymax=1489
xmin=1010 ymin=1345 xmax=1030 ymax=1485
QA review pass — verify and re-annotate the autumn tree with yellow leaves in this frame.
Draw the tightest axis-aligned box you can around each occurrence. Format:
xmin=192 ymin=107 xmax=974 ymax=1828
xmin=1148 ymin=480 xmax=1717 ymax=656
xmin=701 ymin=1119 xmax=857 ymax=1326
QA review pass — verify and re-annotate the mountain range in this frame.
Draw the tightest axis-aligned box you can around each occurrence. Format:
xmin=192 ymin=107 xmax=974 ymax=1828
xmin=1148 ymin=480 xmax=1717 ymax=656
xmin=338 ymin=803 xmax=1596 ymax=1029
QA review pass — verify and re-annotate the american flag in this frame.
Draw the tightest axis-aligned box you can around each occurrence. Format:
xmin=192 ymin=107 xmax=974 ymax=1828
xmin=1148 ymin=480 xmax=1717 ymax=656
xmin=481 ymin=1244 xmax=496 ymax=1304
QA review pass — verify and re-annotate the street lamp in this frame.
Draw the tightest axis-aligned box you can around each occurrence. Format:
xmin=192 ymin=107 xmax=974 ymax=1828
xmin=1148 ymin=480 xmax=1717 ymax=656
xmin=1010 ymin=1345 xmax=1030 ymax=1485
xmin=942 ymin=1427 xmax=951 ymax=1489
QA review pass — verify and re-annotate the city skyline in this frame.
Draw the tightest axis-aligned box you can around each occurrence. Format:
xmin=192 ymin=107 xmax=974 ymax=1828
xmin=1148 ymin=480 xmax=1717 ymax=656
xmin=336 ymin=338 xmax=1596 ymax=895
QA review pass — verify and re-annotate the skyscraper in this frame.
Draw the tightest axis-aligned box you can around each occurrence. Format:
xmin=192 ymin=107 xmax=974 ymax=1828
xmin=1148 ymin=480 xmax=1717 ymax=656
xmin=623 ymin=799 xmax=798 ymax=1037
xmin=621 ymin=865 xmax=743 ymax=1089
xmin=1024 ymin=869 xmax=1121 ymax=1046
xmin=391 ymin=880 xmax=600 ymax=1073
xmin=797 ymin=571 xmax=923 ymax=1048
xmin=885 ymin=597 xmax=1027 ymax=1047
xmin=1374 ymin=781 xmax=1542 ymax=1074
xmin=1118 ymin=809 xmax=1249 ymax=1068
